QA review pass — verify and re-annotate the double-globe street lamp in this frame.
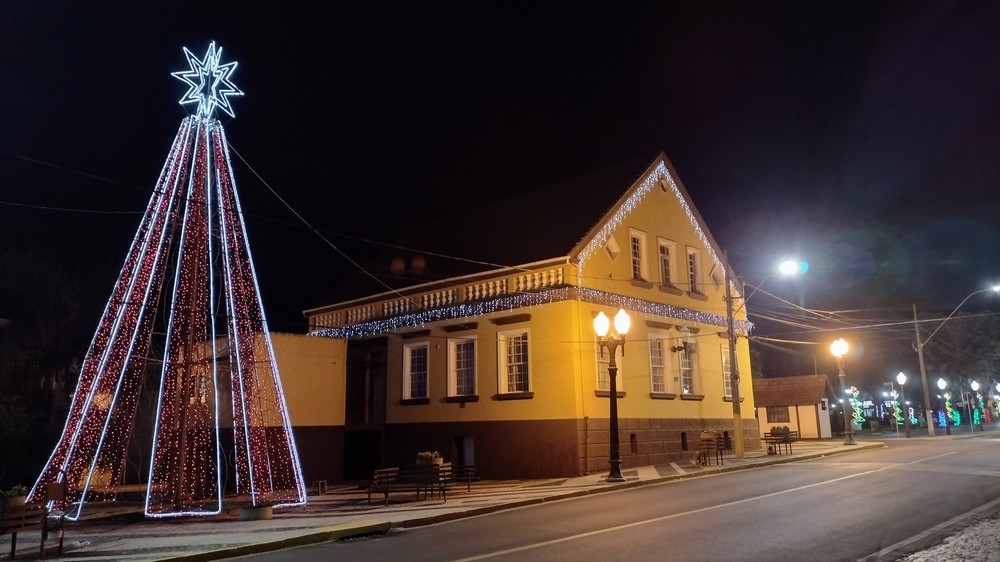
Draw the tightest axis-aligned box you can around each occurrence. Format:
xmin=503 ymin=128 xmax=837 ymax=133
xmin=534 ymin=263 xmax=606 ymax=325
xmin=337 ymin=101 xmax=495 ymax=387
xmin=594 ymin=308 xmax=631 ymax=483
xmin=913 ymin=285 xmax=1000 ymax=436
xmin=830 ymin=338 xmax=856 ymax=445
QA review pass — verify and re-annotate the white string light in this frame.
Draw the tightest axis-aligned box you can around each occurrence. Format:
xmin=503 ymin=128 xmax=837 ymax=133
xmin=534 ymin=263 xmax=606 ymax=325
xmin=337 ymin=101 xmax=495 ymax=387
xmin=312 ymin=286 xmax=752 ymax=339
xmin=172 ymin=42 xmax=243 ymax=118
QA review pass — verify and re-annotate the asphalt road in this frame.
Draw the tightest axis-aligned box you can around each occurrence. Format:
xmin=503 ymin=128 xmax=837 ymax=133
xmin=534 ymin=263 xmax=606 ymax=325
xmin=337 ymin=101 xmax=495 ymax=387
xmin=241 ymin=438 xmax=1000 ymax=562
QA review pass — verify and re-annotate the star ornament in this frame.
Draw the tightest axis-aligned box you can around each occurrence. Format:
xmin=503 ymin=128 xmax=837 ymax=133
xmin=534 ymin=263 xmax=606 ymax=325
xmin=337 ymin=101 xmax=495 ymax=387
xmin=172 ymin=42 xmax=243 ymax=118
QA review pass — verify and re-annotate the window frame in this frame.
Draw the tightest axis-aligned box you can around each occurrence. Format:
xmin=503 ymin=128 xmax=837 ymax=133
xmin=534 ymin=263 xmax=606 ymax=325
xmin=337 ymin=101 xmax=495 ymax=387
xmin=596 ymin=342 xmax=624 ymax=393
xmin=498 ymin=329 xmax=531 ymax=394
xmin=657 ymin=238 xmax=676 ymax=286
xmin=648 ymin=331 xmax=671 ymax=395
xmin=686 ymin=247 xmax=701 ymax=294
xmin=402 ymin=341 xmax=429 ymax=401
xmin=447 ymin=337 xmax=477 ymax=397
xmin=629 ymin=228 xmax=648 ymax=281
xmin=678 ymin=332 xmax=700 ymax=397
xmin=722 ymin=344 xmax=733 ymax=398
xmin=766 ymin=405 xmax=790 ymax=423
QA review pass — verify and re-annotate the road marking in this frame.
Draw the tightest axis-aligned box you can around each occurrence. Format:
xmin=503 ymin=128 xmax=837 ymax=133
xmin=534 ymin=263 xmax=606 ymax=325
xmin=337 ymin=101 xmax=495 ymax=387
xmin=452 ymin=465 xmax=895 ymax=561
xmin=669 ymin=462 xmax=687 ymax=475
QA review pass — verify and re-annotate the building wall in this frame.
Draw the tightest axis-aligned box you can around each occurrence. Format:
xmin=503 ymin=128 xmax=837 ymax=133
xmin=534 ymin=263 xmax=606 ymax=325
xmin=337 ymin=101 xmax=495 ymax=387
xmin=269 ymin=332 xmax=347 ymax=482
xmin=384 ymin=419 xmax=580 ymax=479
xmin=384 ymin=299 xmax=583 ymax=425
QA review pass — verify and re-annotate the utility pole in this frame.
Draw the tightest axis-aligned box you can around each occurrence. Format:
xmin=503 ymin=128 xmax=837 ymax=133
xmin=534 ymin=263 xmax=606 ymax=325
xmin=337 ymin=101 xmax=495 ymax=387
xmin=913 ymin=305 xmax=935 ymax=437
xmin=724 ymin=250 xmax=745 ymax=458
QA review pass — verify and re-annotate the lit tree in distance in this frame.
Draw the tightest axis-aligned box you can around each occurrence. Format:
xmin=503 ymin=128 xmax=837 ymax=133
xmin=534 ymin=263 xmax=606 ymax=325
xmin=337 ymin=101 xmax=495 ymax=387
xmin=29 ymin=42 xmax=306 ymax=518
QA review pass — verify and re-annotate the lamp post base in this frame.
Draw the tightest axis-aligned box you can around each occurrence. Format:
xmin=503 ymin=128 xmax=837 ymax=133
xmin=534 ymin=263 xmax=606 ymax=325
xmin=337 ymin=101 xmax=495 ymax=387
xmin=606 ymin=460 xmax=625 ymax=483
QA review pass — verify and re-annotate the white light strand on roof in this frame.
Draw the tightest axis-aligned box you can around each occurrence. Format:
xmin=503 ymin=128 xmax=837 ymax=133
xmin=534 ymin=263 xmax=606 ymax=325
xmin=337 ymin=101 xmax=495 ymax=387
xmin=576 ymin=161 xmax=740 ymax=304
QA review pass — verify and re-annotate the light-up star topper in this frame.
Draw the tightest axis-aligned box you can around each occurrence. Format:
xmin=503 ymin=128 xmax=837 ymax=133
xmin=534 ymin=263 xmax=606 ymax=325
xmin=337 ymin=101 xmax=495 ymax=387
xmin=172 ymin=41 xmax=243 ymax=118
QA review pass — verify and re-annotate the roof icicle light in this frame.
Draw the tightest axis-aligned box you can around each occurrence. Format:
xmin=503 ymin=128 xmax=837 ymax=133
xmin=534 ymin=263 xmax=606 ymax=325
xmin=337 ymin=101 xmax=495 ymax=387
xmin=172 ymin=41 xmax=243 ymax=118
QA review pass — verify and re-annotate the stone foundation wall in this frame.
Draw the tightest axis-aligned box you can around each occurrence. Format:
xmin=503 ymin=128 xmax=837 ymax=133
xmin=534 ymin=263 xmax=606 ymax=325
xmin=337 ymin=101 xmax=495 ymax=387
xmin=578 ymin=416 xmax=761 ymax=474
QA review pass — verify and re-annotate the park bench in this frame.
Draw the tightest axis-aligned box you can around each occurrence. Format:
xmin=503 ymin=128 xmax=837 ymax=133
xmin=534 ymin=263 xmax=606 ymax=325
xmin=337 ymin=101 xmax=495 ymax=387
xmin=449 ymin=465 xmax=480 ymax=492
xmin=367 ymin=463 xmax=452 ymax=506
xmin=1 ymin=498 xmax=65 ymax=559
xmin=762 ymin=430 xmax=800 ymax=455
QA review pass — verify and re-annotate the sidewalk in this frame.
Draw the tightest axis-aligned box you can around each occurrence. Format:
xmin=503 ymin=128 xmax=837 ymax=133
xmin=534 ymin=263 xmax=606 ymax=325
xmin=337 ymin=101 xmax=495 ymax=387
xmin=3 ymin=440 xmax=884 ymax=561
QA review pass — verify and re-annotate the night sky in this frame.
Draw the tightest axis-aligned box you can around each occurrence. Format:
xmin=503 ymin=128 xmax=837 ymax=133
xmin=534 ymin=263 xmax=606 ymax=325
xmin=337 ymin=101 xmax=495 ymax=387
xmin=4 ymin=2 xmax=1000 ymax=383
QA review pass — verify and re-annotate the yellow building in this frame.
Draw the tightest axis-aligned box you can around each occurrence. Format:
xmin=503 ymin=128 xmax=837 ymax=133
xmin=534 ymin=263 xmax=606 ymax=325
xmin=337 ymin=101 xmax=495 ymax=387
xmin=304 ymin=153 xmax=759 ymax=479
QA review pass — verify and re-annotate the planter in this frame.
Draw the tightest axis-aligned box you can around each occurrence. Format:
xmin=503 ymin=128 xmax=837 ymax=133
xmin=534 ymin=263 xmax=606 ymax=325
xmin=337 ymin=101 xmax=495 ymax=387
xmin=239 ymin=505 xmax=273 ymax=521
xmin=416 ymin=457 xmax=443 ymax=466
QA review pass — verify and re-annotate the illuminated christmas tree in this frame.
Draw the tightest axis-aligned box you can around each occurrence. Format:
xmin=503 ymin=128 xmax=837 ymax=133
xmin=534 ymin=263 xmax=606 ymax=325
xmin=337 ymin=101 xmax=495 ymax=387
xmin=29 ymin=43 xmax=306 ymax=518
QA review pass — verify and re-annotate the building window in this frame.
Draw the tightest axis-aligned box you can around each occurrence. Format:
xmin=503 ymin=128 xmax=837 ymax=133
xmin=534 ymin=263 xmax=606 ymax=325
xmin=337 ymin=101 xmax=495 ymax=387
xmin=766 ymin=406 xmax=790 ymax=423
xmin=658 ymin=238 xmax=676 ymax=285
xmin=596 ymin=345 xmax=624 ymax=391
xmin=498 ymin=330 xmax=530 ymax=393
xmin=403 ymin=342 xmax=428 ymax=400
xmin=629 ymin=229 xmax=648 ymax=281
xmin=649 ymin=335 xmax=669 ymax=393
xmin=679 ymin=336 xmax=698 ymax=395
xmin=686 ymin=247 xmax=701 ymax=293
xmin=722 ymin=345 xmax=734 ymax=398
xmin=448 ymin=337 xmax=476 ymax=396
xmin=605 ymin=235 xmax=621 ymax=261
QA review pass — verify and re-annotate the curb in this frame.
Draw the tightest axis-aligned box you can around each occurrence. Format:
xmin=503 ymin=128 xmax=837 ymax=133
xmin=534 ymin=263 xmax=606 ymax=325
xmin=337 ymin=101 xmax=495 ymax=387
xmin=157 ymin=520 xmax=392 ymax=562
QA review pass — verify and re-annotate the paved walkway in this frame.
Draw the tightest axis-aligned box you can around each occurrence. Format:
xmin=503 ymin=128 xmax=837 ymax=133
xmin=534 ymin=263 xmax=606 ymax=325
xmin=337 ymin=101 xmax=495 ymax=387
xmin=2 ymin=439 xmax=889 ymax=561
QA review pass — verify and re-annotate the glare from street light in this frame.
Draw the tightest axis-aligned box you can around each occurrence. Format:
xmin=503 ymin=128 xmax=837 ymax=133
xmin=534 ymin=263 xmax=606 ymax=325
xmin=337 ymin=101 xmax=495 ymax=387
xmin=613 ymin=308 xmax=631 ymax=335
xmin=830 ymin=338 xmax=848 ymax=358
xmin=779 ymin=260 xmax=805 ymax=276
xmin=896 ymin=372 xmax=906 ymax=386
xmin=937 ymin=378 xmax=947 ymax=390
xmin=971 ymin=380 xmax=980 ymax=392
xmin=593 ymin=311 xmax=610 ymax=337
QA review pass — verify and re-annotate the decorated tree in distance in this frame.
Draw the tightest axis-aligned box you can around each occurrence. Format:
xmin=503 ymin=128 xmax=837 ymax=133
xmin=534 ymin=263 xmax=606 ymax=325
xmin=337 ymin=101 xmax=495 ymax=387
xmin=29 ymin=43 xmax=306 ymax=519
xmin=850 ymin=386 xmax=866 ymax=426
xmin=945 ymin=394 xmax=960 ymax=426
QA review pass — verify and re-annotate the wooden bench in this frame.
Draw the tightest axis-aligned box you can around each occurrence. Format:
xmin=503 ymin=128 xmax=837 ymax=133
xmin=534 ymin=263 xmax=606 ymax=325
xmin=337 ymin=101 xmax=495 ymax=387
xmin=366 ymin=463 xmax=451 ymax=506
xmin=762 ymin=430 xmax=800 ymax=455
xmin=449 ymin=465 xmax=480 ymax=492
xmin=1 ymin=499 xmax=65 ymax=559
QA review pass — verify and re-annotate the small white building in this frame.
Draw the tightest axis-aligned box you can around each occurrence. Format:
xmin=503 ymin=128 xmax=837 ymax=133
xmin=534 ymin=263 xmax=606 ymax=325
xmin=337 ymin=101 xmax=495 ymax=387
xmin=753 ymin=375 xmax=837 ymax=439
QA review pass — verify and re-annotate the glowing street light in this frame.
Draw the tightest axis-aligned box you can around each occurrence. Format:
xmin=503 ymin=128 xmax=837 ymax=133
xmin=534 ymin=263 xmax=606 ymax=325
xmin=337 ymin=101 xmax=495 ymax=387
xmin=896 ymin=372 xmax=911 ymax=438
xmin=594 ymin=308 xmax=631 ymax=482
xmin=937 ymin=378 xmax=951 ymax=435
xmin=830 ymin=338 xmax=855 ymax=445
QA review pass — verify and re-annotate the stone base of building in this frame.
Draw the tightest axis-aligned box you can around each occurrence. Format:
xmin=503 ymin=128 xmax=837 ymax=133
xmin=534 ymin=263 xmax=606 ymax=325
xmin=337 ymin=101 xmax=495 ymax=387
xmin=357 ymin=416 xmax=762 ymax=480
xmin=578 ymin=416 xmax=761 ymax=475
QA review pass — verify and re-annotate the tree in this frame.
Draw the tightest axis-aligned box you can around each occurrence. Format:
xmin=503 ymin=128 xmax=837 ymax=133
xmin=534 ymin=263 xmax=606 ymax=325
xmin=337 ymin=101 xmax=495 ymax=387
xmin=0 ymin=246 xmax=104 ymax=488
xmin=921 ymin=311 xmax=1000 ymax=390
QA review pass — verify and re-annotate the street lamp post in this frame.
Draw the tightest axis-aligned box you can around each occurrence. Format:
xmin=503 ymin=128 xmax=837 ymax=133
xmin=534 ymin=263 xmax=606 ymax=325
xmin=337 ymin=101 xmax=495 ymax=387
xmin=970 ymin=381 xmax=981 ymax=431
xmin=831 ymin=338 xmax=856 ymax=445
xmin=913 ymin=286 xmax=1000 ymax=437
xmin=594 ymin=308 xmax=631 ymax=483
xmin=937 ymin=378 xmax=951 ymax=435
xmin=897 ymin=372 xmax=911 ymax=438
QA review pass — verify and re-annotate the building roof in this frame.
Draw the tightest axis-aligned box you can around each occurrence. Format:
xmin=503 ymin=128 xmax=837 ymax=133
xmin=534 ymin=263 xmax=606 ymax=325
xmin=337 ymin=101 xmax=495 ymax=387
xmin=318 ymin=154 xmax=660 ymax=304
xmin=752 ymin=374 xmax=837 ymax=407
